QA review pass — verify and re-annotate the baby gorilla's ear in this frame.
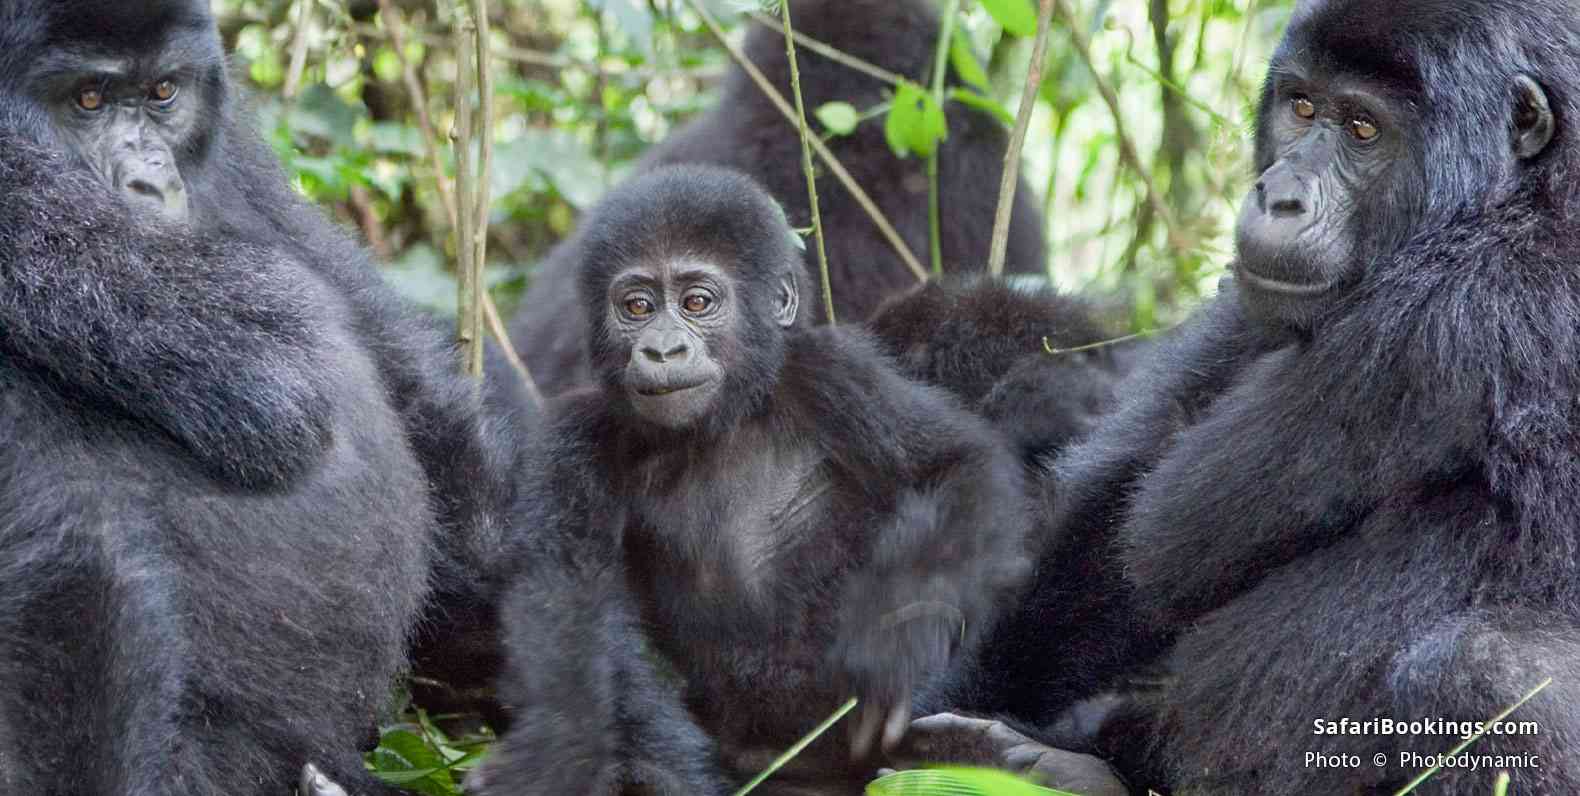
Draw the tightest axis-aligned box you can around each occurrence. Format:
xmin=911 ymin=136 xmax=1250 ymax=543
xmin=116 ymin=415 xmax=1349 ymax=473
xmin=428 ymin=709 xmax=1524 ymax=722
xmin=1512 ymin=73 xmax=1555 ymax=160
xmin=775 ymin=274 xmax=800 ymax=328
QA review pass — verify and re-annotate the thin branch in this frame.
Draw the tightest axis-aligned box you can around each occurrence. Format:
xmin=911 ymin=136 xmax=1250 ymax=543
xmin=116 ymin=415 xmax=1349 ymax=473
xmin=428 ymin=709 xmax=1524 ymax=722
xmin=452 ymin=7 xmax=482 ymax=381
xmin=686 ymin=0 xmax=928 ymax=282
xmin=987 ymin=0 xmax=1055 ymax=277
xmin=468 ymin=0 xmax=496 ymax=379
xmin=376 ymin=0 xmax=543 ymax=406
xmin=926 ymin=0 xmax=960 ymax=277
xmin=1051 ymin=0 xmax=1182 ymax=248
xmin=778 ymin=1 xmax=836 ymax=325
xmin=745 ymin=11 xmax=902 ymax=86
xmin=281 ymin=0 xmax=314 ymax=99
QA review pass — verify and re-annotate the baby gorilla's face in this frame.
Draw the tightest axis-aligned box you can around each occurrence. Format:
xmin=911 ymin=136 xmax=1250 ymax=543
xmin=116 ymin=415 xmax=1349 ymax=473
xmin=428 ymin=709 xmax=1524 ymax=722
xmin=607 ymin=259 xmax=733 ymax=429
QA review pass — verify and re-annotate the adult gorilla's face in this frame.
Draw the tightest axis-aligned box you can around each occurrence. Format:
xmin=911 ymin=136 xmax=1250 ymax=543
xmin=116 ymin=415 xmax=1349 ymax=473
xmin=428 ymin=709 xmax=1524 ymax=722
xmin=1231 ymin=0 xmax=1556 ymax=332
xmin=0 ymin=0 xmax=223 ymax=223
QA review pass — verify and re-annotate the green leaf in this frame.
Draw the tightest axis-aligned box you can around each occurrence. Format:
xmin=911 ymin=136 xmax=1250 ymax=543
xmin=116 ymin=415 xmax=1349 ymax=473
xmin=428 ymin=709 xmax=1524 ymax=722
xmin=866 ymin=767 xmax=1077 ymax=796
xmin=884 ymin=81 xmax=948 ymax=159
xmin=978 ymin=0 xmax=1038 ymax=37
xmin=815 ymin=101 xmax=860 ymax=136
xmin=948 ymin=28 xmax=990 ymax=92
xmin=948 ymin=88 xmax=1014 ymax=126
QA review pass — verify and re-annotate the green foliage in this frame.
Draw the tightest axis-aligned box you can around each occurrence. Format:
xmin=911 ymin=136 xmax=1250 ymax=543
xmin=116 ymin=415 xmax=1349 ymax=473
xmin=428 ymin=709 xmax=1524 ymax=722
xmin=885 ymin=81 xmax=948 ymax=158
xmin=867 ymin=767 xmax=1077 ymax=796
xmin=977 ymin=0 xmax=1039 ymax=37
xmin=816 ymin=101 xmax=860 ymax=136
xmin=366 ymin=708 xmax=492 ymax=796
xmin=948 ymin=27 xmax=992 ymax=92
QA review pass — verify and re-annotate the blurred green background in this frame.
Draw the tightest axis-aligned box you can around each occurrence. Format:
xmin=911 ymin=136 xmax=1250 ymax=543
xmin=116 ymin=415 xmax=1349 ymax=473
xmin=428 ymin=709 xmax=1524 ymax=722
xmin=215 ymin=0 xmax=1295 ymax=333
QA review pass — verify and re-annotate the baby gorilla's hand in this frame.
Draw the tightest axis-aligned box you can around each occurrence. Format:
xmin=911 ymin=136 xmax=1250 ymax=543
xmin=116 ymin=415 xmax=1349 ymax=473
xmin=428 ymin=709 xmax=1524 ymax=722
xmin=832 ymin=599 xmax=961 ymax=760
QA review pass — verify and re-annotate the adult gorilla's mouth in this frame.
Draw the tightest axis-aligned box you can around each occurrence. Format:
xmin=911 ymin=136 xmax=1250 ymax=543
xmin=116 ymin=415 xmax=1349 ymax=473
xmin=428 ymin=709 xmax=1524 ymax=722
xmin=1235 ymin=265 xmax=1333 ymax=297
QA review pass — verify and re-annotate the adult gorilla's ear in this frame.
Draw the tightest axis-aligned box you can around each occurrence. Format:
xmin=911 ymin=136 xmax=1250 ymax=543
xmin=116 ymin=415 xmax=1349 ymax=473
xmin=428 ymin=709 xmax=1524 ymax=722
xmin=1512 ymin=74 xmax=1555 ymax=160
xmin=774 ymin=272 xmax=801 ymax=328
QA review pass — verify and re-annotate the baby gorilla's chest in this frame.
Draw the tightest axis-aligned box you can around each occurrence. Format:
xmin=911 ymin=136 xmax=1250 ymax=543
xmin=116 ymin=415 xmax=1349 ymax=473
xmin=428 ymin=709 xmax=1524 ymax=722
xmin=630 ymin=440 xmax=835 ymax=599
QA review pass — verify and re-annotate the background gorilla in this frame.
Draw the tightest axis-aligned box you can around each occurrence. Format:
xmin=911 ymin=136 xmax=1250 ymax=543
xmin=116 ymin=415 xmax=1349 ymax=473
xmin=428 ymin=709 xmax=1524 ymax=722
xmin=503 ymin=0 xmax=1048 ymax=397
xmin=0 ymin=1 xmax=513 ymax=792
xmin=867 ymin=279 xmax=1131 ymax=471
xmin=475 ymin=165 xmax=1031 ymax=795
xmin=921 ymin=1 xmax=1580 ymax=793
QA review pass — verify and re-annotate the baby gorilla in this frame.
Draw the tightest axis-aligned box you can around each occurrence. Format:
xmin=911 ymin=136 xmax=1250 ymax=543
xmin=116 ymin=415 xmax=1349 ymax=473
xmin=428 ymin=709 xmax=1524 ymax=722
xmin=477 ymin=165 xmax=1031 ymax=795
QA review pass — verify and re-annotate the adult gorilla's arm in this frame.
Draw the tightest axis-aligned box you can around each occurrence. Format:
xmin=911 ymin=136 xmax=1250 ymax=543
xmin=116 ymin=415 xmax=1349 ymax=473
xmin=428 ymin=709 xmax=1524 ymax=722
xmin=476 ymin=396 xmax=726 ymax=796
xmin=219 ymin=129 xmax=517 ymax=580
xmin=791 ymin=329 xmax=1033 ymax=754
xmin=0 ymin=134 xmax=334 ymax=490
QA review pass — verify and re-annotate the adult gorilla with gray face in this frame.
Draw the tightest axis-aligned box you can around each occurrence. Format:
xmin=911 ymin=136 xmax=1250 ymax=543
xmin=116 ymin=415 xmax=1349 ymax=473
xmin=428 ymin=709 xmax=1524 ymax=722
xmin=911 ymin=1 xmax=1580 ymax=793
xmin=0 ymin=2 xmax=514 ymax=793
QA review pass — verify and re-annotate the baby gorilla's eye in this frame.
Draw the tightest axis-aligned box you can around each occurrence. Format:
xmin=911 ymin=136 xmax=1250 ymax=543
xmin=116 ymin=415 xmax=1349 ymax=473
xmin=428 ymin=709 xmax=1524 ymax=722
xmin=682 ymin=293 xmax=712 ymax=314
xmin=1349 ymin=117 xmax=1379 ymax=141
xmin=1291 ymin=95 xmax=1315 ymax=119
xmin=625 ymin=297 xmax=655 ymax=317
xmin=151 ymin=79 xmax=178 ymax=103
xmin=77 ymin=87 xmax=103 ymax=111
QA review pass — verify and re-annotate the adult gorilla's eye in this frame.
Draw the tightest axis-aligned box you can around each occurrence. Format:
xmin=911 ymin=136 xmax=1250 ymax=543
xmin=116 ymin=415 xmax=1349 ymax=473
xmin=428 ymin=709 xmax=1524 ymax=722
xmin=682 ymin=293 xmax=713 ymax=314
xmin=151 ymin=79 xmax=178 ymax=103
xmin=1291 ymin=96 xmax=1316 ymax=119
xmin=625 ymin=297 xmax=655 ymax=317
xmin=1349 ymin=118 xmax=1379 ymax=141
xmin=77 ymin=87 xmax=104 ymax=111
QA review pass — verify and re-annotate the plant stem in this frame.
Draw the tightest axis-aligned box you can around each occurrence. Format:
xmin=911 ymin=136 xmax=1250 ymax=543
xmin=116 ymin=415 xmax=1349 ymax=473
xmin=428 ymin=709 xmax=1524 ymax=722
xmin=452 ymin=6 xmax=480 ymax=381
xmin=733 ymin=698 xmax=858 ymax=796
xmin=467 ymin=0 xmax=495 ymax=379
xmin=745 ymin=11 xmax=903 ymax=86
xmin=777 ymin=0 xmax=836 ymax=325
xmin=684 ymin=0 xmax=927 ymax=282
xmin=927 ymin=0 xmax=960 ymax=277
xmin=377 ymin=0 xmax=541 ymax=403
xmin=987 ymin=0 xmax=1056 ymax=276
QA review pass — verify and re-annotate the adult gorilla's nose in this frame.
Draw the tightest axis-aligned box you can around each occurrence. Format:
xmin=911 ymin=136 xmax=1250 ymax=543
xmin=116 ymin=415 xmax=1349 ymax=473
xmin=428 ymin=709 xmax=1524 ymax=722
xmin=116 ymin=158 xmax=189 ymax=223
xmin=1255 ymin=167 xmax=1308 ymax=218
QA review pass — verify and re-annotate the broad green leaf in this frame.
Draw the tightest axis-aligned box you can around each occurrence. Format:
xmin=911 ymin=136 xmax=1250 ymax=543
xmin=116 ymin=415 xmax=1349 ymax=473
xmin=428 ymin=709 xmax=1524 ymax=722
xmin=816 ymin=101 xmax=860 ymax=136
xmin=948 ymin=28 xmax=990 ymax=92
xmin=885 ymin=81 xmax=948 ymax=159
xmin=866 ymin=767 xmax=1076 ymax=796
xmin=978 ymin=0 xmax=1038 ymax=37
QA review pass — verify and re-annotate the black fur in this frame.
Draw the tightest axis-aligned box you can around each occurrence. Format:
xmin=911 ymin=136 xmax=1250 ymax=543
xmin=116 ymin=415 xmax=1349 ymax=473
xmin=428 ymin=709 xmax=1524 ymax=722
xmin=481 ymin=166 xmax=1032 ymax=795
xmin=0 ymin=1 xmax=513 ymax=792
xmin=503 ymin=0 xmax=1048 ymax=397
xmin=867 ymin=279 xmax=1129 ymax=471
xmin=949 ymin=1 xmax=1580 ymax=792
